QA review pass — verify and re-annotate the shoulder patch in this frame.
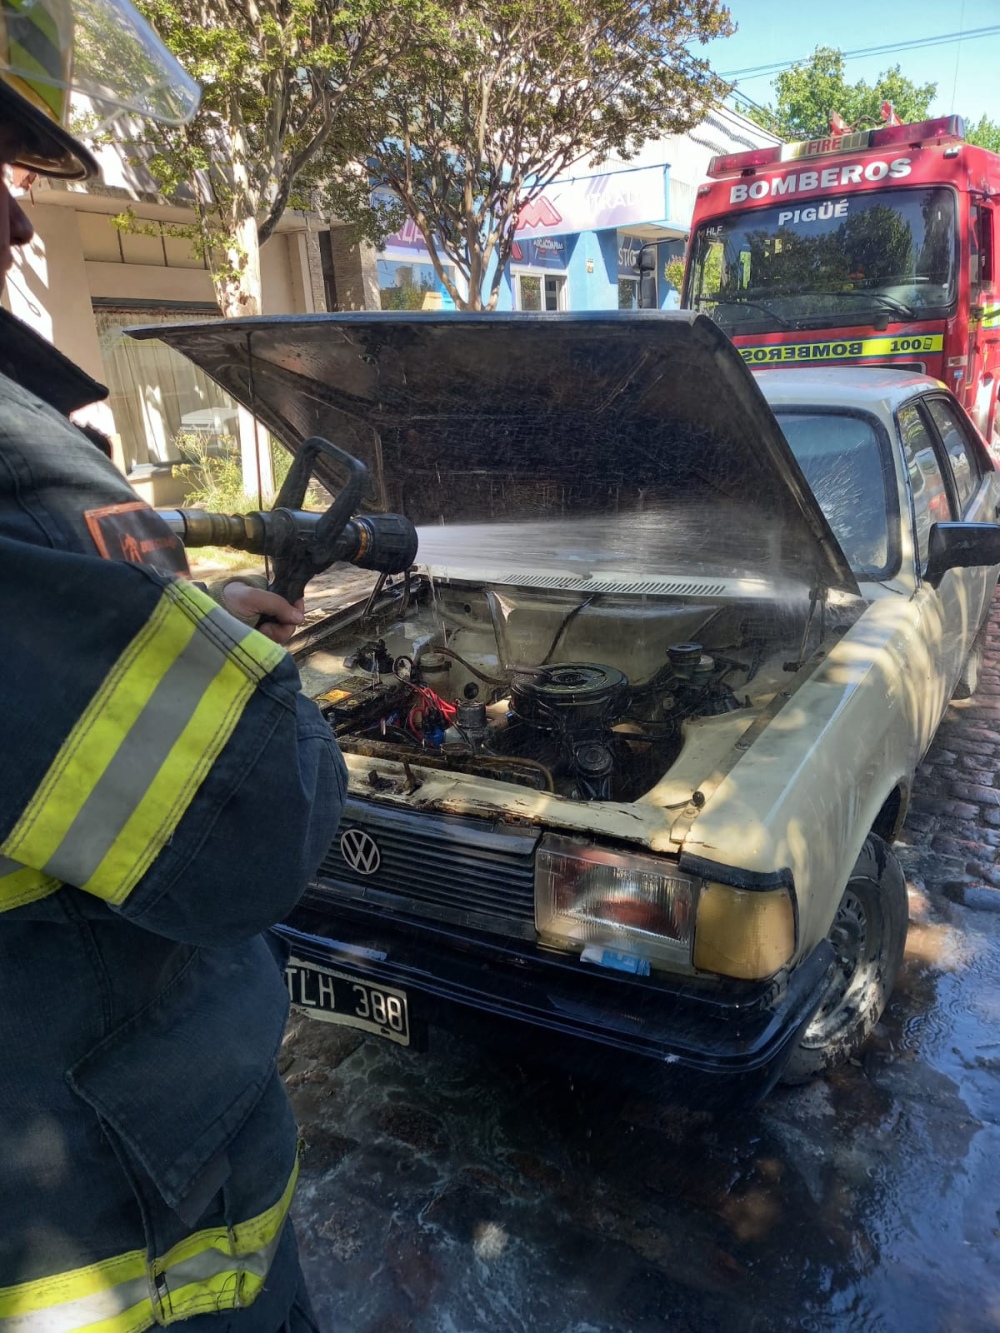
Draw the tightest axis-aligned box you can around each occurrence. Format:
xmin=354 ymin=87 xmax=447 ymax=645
xmin=84 ymin=501 xmax=189 ymax=576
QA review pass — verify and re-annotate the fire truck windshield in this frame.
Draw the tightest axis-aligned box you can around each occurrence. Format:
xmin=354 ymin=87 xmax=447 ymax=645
xmin=687 ymin=187 xmax=957 ymax=333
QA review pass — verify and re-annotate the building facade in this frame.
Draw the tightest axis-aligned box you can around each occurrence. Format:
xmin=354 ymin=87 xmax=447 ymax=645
xmin=4 ymin=145 xmax=375 ymax=499
xmin=375 ymin=106 xmax=781 ymax=313
xmin=4 ymin=105 xmax=778 ymax=497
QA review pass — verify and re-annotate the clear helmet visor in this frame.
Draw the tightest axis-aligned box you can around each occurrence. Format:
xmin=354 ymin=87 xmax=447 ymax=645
xmin=0 ymin=0 xmax=199 ymax=128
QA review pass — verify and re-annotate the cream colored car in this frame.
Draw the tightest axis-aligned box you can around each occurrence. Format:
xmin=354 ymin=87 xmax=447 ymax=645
xmin=152 ymin=312 xmax=1000 ymax=1104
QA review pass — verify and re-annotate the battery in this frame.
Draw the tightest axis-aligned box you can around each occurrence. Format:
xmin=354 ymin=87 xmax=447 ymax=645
xmin=317 ymin=675 xmax=413 ymax=735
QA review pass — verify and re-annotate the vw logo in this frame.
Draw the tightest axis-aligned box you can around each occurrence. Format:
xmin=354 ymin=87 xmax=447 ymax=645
xmin=339 ymin=827 xmax=381 ymax=876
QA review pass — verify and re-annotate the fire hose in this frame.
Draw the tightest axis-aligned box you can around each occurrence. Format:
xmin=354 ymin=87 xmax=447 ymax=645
xmin=156 ymin=435 xmax=418 ymax=604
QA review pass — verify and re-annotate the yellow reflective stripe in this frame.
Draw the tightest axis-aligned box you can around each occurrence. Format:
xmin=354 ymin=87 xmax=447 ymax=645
xmin=233 ymin=1149 xmax=300 ymax=1250
xmin=81 ymin=649 xmax=255 ymax=903
xmin=4 ymin=69 xmax=65 ymax=121
xmin=738 ymin=333 xmax=944 ymax=364
xmin=0 ymin=1247 xmax=146 ymax=1321
xmin=157 ymin=1273 xmax=267 ymax=1324
xmin=0 ymin=1160 xmax=298 ymax=1333
xmin=5 ymin=57 xmax=62 ymax=115
xmin=1 ymin=581 xmax=285 ymax=906
xmin=157 ymin=1153 xmax=299 ymax=1274
xmin=2 ymin=0 xmax=67 ymax=117
xmin=0 ymin=857 xmax=60 ymax=911
xmin=3 ymin=593 xmax=197 ymax=871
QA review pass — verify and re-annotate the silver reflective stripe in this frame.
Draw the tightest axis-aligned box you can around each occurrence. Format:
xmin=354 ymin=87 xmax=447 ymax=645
xmin=0 ymin=1275 xmax=148 ymax=1333
xmin=0 ymin=856 xmax=22 ymax=877
xmin=0 ymin=1223 xmax=286 ymax=1333
xmin=165 ymin=1232 xmax=279 ymax=1287
xmin=155 ymin=1223 xmax=285 ymax=1317
xmin=41 ymin=608 xmax=259 ymax=888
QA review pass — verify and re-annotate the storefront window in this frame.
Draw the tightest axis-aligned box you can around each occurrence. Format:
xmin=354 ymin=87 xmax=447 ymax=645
xmin=618 ymin=278 xmax=638 ymax=309
xmin=516 ymin=273 xmax=566 ymax=311
xmin=378 ymin=259 xmax=451 ymax=310
xmin=94 ymin=305 xmax=239 ymax=472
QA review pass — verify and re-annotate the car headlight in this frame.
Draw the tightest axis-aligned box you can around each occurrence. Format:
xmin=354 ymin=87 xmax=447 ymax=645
xmin=535 ymin=836 xmax=796 ymax=981
xmin=535 ymin=835 xmax=696 ymax=969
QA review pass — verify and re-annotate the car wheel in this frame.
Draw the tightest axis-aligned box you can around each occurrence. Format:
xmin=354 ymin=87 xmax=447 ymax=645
xmin=781 ymin=834 xmax=907 ymax=1085
xmin=952 ymin=619 xmax=989 ymax=700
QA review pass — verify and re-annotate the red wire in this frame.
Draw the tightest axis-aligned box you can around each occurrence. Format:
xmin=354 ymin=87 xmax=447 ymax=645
xmin=406 ymin=686 xmax=457 ymax=740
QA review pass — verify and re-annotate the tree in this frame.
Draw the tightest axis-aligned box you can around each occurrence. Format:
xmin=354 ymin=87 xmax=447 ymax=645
xmin=741 ymin=47 xmax=936 ymax=142
xmin=966 ymin=115 xmax=1000 ymax=154
xmin=107 ymin=0 xmax=406 ymax=317
xmin=355 ymin=0 xmax=734 ymax=312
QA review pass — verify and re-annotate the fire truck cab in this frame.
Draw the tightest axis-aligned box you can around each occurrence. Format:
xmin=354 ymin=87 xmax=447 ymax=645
xmin=683 ymin=116 xmax=1000 ymax=448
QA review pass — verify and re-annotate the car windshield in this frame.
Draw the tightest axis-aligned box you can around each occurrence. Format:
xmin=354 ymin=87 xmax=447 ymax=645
xmin=688 ymin=187 xmax=957 ymax=334
xmin=773 ymin=410 xmax=891 ymax=577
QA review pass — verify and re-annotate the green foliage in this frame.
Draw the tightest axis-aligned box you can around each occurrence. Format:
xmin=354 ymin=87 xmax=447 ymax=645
xmin=174 ymin=432 xmax=293 ymax=511
xmin=966 ymin=116 xmax=1000 ymax=154
xmin=103 ymin=0 xmax=411 ymax=316
xmin=742 ymin=46 xmax=936 ymax=141
xmin=359 ymin=0 xmax=734 ymax=310
xmin=664 ymin=258 xmax=686 ymax=291
xmin=174 ymin=433 xmax=255 ymax=511
xmin=379 ymin=269 xmax=440 ymax=310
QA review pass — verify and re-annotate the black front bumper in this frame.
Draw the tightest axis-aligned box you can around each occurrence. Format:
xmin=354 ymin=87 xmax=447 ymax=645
xmin=277 ymin=890 xmax=834 ymax=1108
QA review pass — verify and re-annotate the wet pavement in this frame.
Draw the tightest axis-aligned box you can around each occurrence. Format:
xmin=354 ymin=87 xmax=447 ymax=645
xmin=281 ymin=597 xmax=1000 ymax=1333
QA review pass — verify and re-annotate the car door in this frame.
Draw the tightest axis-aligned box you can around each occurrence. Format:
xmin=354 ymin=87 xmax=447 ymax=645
xmin=896 ymin=397 xmax=974 ymax=706
xmin=924 ymin=394 xmax=1000 ymax=644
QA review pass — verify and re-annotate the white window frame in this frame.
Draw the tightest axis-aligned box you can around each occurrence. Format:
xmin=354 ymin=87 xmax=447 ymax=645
xmin=513 ymin=267 xmax=568 ymax=312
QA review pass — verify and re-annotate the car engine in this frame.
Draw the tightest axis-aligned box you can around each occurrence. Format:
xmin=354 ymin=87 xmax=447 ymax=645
xmin=298 ymin=575 xmax=820 ymax=804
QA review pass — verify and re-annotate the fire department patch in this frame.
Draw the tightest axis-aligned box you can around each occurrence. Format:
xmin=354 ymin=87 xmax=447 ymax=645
xmin=84 ymin=502 xmax=190 ymax=576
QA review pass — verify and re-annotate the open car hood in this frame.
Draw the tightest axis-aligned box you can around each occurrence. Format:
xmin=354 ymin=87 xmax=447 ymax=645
xmin=134 ymin=311 xmax=861 ymax=598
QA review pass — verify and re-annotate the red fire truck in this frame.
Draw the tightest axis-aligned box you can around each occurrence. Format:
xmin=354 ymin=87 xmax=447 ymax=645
xmin=682 ymin=116 xmax=1000 ymax=447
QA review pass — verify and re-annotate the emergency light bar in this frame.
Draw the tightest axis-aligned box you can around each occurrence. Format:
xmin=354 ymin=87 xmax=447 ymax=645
xmin=707 ymin=115 xmax=967 ymax=179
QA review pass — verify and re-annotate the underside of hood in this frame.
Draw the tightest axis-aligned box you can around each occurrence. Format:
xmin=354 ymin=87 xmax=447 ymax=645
xmin=132 ymin=311 xmax=860 ymax=598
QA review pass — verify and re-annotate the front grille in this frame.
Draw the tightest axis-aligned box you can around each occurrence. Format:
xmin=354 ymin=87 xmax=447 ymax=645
xmin=315 ymin=798 xmax=541 ymax=939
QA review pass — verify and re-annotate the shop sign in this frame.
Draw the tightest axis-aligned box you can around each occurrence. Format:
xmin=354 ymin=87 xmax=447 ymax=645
xmin=374 ymin=164 xmax=667 ymax=263
xmin=511 ymin=236 xmax=567 ymax=268
xmin=515 ymin=166 xmax=668 ymax=241
xmin=377 ymin=212 xmax=434 ymax=262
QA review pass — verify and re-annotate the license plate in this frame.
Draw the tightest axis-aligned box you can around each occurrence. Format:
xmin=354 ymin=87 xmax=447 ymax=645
xmin=285 ymin=957 xmax=410 ymax=1046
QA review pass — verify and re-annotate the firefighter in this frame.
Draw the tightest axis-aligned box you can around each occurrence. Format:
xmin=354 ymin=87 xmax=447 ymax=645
xmin=0 ymin=2 xmax=346 ymax=1329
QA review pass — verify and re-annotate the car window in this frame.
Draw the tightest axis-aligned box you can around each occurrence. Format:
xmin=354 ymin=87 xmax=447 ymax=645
xmin=773 ymin=411 xmax=890 ymax=576
xmin=925 ymin=398 xmax=983 ymax=512
xmin=897 ymin=402 xmax=952 ymax=568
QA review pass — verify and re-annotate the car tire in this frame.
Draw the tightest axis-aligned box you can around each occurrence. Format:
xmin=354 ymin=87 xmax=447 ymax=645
xmin=952 ymin=619 xmax=989 ymax=700
xmin=780 ymin=834 xmax=907 ymax=1085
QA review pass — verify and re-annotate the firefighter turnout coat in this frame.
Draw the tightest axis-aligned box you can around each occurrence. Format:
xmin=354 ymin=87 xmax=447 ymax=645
xmin=0 ymin=311 xmax=347 ymax=1330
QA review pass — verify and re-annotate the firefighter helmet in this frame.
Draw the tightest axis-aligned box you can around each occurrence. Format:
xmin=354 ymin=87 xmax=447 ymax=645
xmin=0 ymin=0 xmax=199 ymax=180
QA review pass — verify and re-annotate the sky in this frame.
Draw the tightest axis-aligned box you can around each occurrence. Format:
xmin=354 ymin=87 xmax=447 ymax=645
xmin=701 ymin=0 xmax=1000 ymax=129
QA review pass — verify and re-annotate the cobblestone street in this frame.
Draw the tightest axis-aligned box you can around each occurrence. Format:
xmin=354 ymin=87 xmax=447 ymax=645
xmin=281 ymin=596 xmax=1000 ymax=1333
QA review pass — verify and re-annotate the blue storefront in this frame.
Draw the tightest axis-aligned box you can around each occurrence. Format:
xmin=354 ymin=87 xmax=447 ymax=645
xmin=375 ymin=161 xmax=689 ymax=312
xmin=493 ymin=230 xmax=687 ymax=313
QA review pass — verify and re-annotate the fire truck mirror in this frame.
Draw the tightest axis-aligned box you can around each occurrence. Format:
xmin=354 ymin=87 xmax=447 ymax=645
xmin=637 ymin=243 xmax=658 ymax=309
xmin=979 ymin=206 xmax=995 ymax=285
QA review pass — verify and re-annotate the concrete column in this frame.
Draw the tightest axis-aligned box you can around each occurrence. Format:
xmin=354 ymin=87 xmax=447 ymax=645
xmin=238 ymin=405 xmax=274 ymax=504
xmin=328 ymin=228 xmax=380 ymax=311
xmin=301 ymin=229 xmax=328 ymax=312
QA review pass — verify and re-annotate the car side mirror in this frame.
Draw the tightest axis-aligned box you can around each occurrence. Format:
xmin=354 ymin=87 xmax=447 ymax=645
xmin=924 ymin=521 xmax=1000 ymax=585
xmin=636 ymin=244 xmax=658 ymax=309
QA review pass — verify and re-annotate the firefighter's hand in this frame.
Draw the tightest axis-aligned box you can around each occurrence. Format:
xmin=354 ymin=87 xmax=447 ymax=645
xmin=221 ymin=582 xmax=305 ymax=645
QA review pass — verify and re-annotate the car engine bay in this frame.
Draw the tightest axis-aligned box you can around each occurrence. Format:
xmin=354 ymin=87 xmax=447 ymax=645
xmin=298 ymin=573 xmax=848 ymax=805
